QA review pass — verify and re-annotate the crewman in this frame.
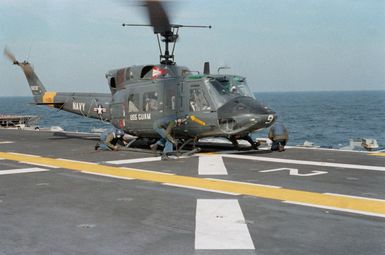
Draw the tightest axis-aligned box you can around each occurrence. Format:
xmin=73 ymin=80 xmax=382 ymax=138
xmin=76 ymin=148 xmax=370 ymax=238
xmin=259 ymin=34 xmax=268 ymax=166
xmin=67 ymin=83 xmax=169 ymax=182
xmin=95 ymin=128 xmax=126 ymax=151
xmin=268 ymin=123 xmax=289 ymax=152
xmin=150 ymin=115 xmax=188 ymax=160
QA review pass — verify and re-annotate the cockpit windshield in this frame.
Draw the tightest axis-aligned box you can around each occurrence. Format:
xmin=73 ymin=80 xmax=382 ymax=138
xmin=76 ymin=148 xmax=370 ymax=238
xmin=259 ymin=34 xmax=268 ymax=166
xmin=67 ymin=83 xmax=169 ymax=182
xmin=211 ymin=76 xmax=254 ymax=97
xmin=205 ymin=76 xmax=255 ymax=108
xmin=232 ymin=76 xmax=255 ymax=98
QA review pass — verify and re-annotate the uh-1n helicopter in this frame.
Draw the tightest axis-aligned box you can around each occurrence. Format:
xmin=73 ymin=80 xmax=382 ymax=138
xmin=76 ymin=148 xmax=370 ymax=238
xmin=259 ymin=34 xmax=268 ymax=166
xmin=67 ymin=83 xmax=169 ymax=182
xmin=4 ymin=0 xmax=277 ymax=152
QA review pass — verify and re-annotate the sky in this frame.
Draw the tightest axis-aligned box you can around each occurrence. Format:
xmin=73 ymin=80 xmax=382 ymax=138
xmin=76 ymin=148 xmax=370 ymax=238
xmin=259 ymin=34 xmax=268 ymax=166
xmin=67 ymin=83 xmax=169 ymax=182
xmin=1 ymin=0 xmax=385 ymax=96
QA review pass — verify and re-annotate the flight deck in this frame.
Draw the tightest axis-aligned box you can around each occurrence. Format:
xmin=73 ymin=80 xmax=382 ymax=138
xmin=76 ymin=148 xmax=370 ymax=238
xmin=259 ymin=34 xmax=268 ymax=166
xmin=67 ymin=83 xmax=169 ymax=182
xmin=0 ymin=129 xmax=384 ymax=255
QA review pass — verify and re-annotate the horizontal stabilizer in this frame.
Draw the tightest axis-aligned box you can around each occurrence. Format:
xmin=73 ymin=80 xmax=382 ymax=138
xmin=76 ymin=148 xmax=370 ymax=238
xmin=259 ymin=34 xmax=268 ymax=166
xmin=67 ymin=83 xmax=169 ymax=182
xmin=34 ymin=102 xmax=64 ymax=107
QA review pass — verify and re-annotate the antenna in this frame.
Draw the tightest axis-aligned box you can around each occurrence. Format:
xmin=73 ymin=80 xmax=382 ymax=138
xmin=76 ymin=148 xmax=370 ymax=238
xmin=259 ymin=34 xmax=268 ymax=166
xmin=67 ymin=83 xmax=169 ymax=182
xmin=218 ymin=66 xmax=231 ymax=74
xmin=26 ymin=44 xmax=33 ymax=62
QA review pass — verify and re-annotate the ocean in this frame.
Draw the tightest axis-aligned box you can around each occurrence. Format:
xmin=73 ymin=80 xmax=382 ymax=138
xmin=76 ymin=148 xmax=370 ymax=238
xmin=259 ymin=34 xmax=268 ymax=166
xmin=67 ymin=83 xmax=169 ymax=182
xmin=256 ymin=90 xmax=385 ymax=147
xmin=1 ymin=91 xmax=384 ymax=148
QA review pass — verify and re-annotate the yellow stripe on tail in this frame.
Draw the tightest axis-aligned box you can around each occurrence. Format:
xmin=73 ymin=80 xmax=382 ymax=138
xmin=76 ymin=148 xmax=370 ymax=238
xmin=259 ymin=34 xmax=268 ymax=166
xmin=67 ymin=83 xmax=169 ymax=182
xmin=42 ymin=91 xmax=57 ymax=107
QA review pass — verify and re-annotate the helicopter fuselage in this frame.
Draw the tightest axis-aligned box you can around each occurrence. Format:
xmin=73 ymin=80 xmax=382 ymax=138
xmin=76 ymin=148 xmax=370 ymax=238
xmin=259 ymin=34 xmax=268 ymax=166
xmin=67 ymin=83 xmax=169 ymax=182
xmin=13 ymin=60 xmax=276 ymax=142
xmin=106 ymin=64 xmax=276 ymax=140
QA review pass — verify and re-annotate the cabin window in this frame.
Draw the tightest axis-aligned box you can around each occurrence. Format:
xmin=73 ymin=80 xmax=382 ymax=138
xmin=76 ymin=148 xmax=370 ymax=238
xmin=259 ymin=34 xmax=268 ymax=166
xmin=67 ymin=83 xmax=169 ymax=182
xmin=189 ymin=87 xmax=210 ymax=112
xmin=164 ymin=88 xmax=176 ymax=111
xmin=128 ymin=94 xmax=139 ymax=112
xmin=143 ymin=92 xmax=158 ymax=112
xmin=110 ymin=103 xmax=124 ymax=118
xmin=110 ymin=78 xmax=116 ymax=89
xmin=125 ymin=68 xmax=133 ymax=80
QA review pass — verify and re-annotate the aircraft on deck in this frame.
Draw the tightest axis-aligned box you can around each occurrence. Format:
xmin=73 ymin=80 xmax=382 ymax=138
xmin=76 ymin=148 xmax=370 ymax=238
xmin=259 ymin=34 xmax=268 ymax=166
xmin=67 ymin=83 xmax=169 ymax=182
xmin=4 ymin=0 xmax=276 ymax=150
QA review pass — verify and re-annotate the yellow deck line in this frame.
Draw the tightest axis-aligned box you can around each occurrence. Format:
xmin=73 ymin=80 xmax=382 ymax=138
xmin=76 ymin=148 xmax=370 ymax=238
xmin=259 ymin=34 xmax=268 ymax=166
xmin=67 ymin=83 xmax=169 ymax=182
xmin=369 ymin=152 xmax=385 ymax=157
xmin=1 ymin=152 xmax=385 ymax=217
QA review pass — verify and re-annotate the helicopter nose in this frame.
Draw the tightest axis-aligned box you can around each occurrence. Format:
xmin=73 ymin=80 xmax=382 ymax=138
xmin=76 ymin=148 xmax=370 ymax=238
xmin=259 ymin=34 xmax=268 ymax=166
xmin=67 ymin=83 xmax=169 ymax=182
xmin=217 ymin=96 xmax=276 ymax=134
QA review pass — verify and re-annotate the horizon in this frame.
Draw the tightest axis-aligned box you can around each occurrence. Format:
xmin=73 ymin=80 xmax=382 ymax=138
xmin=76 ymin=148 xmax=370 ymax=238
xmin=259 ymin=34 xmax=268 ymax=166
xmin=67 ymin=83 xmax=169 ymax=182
xmin=1 ymin=88 xmax=384 ymax=98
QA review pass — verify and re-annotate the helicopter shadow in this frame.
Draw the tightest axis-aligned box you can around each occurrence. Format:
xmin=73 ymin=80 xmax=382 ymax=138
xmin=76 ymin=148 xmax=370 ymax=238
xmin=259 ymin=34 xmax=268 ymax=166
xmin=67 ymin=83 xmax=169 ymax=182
xmin=49 ymin=132 xmax=274 ymax=154
xmin=49 ymin=132 xmax=100 ymax=141
xmin=226 ymin=149 xmax=273 ymax=155
xmin=195 ymin=142 xmax=273 ymax=154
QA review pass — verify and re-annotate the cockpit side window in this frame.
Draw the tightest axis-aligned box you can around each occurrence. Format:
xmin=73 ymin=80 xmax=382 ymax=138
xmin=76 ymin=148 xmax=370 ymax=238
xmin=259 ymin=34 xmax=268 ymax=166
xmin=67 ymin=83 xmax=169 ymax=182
xmin=143 ymin=92 xmax=158 ymax=112
xmin=204 ymin=79 xmax=230 ymax=108
xmin=128 ymin=94 xmax=139 ymax=112
xmin=210 ymin=79 xmax=228 ymax=95
xmin=110 ymin=77 xmax=116 ymax=89
xmin=189 ymin=86 xmax=211 ymax=112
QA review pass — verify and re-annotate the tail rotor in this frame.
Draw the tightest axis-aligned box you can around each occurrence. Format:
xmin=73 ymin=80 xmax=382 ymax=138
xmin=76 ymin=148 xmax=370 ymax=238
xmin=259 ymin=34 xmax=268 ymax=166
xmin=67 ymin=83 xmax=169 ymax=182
xmin=3 ymin=46 xmax=47 ymax=100
xmin=4 ymin=46 xmax=20 ymax=65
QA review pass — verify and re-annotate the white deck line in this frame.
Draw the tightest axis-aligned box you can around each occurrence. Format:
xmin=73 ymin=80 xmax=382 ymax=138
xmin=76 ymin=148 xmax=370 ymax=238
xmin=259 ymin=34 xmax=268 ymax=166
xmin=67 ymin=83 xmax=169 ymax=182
xmin=195 ymin=199 xmax=255 ymax=250
xmin=205 ymin=178 xmax=282 ymax=188
xmin=18 ymin=162 xmax=60 ymax=169
xmin=0 ymin=167 xmax=49 ymax=175
xmin=163 ymin=183 xmax=239 ymax=195
xmin=0 ymin=141 xmax=14 ymax=144
xmin=57 ymin=158 xmax=99 ymax=165
xmin=198 ymin=155 xmax=228 ymax=175
xmin=8 ymin=152 xmax=40 ymax=157
xmin=81 ymin=171 xmax=135 ymax=180
xmin=104 ymin=157 xmax=162 ymax=165
xmin=120 ymin=167 xmax=175 ymax=175
xmin=283 ymin=201 xmax=385 ymax=218
xmin=323 ymin=193 xmax=385 ymax=202
xmin=221 ymin=154 xmax=385 ymax=172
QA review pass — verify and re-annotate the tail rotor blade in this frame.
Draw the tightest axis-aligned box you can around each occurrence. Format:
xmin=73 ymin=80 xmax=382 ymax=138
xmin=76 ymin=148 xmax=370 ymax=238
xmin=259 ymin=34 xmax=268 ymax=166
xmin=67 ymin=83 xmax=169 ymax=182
xmin=4 ymin=46 xmax=18 ymax=64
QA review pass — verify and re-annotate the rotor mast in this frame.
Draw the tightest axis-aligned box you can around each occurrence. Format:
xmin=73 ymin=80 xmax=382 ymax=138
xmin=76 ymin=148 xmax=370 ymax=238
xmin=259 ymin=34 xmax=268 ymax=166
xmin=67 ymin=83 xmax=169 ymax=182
xmin=122 ymin=0 xmax=211 ymax=65
xmin=123 ymin=24 xmax=211 ymax=65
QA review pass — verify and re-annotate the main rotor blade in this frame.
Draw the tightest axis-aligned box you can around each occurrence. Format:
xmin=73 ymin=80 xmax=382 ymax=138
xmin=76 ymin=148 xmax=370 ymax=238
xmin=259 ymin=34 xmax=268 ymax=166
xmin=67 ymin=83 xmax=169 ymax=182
xmin=4 ymin=46 xmax=18 ymax=64
xmin=144 ymin=0 xmax=171 ymax=34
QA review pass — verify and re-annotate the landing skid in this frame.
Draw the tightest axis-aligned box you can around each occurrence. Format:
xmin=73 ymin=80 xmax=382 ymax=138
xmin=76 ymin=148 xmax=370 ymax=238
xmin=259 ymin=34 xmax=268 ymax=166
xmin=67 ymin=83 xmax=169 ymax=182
xmin=121 ymin=138 xmax=162 ymax=155
xmin=120 ymin=147 xmax=162 ymax=155
xmin=122 ymin=137 xmax=201 ymax=158
xmin=161 ymin=148 xmax=201 ymax=160
xmin=174 ymin=147 xmax=201 ymax=157
xmin=175 ymin=138 xmax=201 ymax=157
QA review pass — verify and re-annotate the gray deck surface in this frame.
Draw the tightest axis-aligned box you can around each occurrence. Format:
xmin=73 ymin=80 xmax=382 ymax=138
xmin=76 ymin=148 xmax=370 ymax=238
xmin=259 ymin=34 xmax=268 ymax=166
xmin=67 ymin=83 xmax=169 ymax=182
xmin=0 ymin=129 xmax=384 ymax=255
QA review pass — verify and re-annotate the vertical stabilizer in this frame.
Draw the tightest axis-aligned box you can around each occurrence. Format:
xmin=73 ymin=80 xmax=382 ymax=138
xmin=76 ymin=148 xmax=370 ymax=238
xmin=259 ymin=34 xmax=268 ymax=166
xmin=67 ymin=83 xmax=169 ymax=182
xmin=19 ymin=62 xmax=47 ymax=103
xmin=4 ymin=48 xmax=48 ymax=104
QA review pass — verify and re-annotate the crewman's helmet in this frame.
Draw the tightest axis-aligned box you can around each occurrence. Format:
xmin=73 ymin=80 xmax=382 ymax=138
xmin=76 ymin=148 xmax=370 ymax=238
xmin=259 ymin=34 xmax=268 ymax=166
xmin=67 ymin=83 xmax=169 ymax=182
xmin=115 ymin=129 xmax=125 ymax=138
xmin=176 ymin=115 xmax=189 ymax=126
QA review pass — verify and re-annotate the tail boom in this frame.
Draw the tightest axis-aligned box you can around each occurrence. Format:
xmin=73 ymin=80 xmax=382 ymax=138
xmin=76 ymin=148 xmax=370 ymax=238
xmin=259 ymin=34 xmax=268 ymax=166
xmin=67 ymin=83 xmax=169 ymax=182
xmin=14 ymin=59 xmax=112 ymax=121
